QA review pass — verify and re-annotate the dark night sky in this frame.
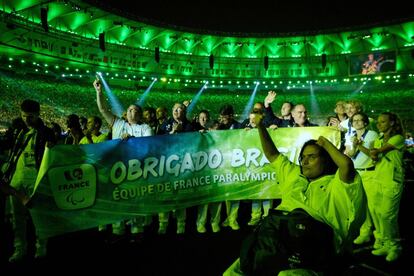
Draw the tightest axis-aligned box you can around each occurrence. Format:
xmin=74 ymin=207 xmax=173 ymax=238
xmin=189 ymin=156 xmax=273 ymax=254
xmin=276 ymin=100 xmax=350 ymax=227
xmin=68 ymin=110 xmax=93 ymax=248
xmin=89 ymin=0 xmax=414 ymax=35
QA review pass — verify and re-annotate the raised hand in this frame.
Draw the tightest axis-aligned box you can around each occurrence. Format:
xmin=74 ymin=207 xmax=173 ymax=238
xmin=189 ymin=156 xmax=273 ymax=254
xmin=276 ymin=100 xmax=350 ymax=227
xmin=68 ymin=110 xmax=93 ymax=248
xmin=93 ymin=79 xmax=102 ymax=94
xmin=264 ymin=91 xmax=277 ymax=107
xmin=316 ymin=136 xmax=329 ymax=148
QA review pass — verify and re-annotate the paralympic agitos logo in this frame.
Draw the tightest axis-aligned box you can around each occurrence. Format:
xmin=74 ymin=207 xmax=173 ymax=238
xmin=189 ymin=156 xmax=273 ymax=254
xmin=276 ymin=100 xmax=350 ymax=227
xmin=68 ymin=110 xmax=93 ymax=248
xmin=48 ymin=164 xmax=97 ymax=210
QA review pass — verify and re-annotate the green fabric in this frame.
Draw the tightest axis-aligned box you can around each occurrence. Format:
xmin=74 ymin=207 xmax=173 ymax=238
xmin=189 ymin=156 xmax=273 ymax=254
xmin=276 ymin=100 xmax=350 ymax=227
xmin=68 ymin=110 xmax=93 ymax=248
xmin=29 ymin=127 xmax=340 ymax=239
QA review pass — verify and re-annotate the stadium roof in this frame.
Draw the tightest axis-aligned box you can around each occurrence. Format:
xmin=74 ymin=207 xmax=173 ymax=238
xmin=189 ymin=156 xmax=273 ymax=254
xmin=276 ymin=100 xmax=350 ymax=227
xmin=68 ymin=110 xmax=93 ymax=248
xmin=89 ymin=0 xmax=414 ymax=36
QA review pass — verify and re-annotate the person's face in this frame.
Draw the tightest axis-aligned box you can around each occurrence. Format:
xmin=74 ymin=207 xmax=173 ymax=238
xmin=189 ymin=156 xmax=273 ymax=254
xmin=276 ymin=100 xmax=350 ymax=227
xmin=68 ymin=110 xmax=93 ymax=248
xmin=219 ymin=114 xmax=232 ymax=126
xmin=345 ymin=104 xmax=358 ymax=118
xmin=79 ymin=118 xmax=86 ymax=128
xmin=21 ymin=111 xmax=39 ymax=128
xmin=127 ymin=105 xmax=141 ymax=123
xmin=334 ymin=102 xmax=345 ymax=115
xmin=351 ymin=114 xmax=366 ymax=131
xmin=143 ymin=110 xmax=152 ymax=123
xmin=249 ymin=113 xmax=257 ymax=128
xmin=172 ymin=104 xmax=185 ymax=121
xmin=300 ymin=145 xmax=325 ymax=180
xmin=86 ymin=117 xmax=96 ymax=131
xmin=292 ymin=105 xmax=307 ymax=125
xmin=376 ymin=114 xmax=393 ymax=133
xmin=198 ymin=112 xmax=209 ymax=127
xmin=156 ymin=108 xmax=166 ymax=120
xmin=253 ymin=103 xmax=264 ymax=112
xmin=281 ymin=103 xmax=292 ymax=117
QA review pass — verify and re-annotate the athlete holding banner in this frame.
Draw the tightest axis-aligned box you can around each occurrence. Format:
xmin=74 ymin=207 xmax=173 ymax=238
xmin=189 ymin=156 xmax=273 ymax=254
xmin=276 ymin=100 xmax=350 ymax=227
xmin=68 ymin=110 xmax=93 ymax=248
xmin=93 ymin=77 xmax=153 ymax=242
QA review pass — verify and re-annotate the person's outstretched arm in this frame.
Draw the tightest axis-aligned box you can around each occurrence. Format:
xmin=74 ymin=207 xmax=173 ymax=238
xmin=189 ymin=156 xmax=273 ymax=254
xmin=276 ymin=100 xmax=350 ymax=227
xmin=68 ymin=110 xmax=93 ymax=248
xmin=93 ymin=79 xmax=115 ymax=126
xmin=254 ymin=113 xmax=279 ymax=163
xmin=317 ymin=136 xmax=356 ymax=183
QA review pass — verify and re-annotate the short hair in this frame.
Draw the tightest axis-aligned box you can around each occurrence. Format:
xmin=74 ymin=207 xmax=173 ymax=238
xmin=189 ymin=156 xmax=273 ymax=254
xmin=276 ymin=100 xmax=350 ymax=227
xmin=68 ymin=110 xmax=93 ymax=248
xmin=79 ymin=116 xmax=87 ymax=125
xmin=21 ymin=99 xmax=40 ymax=113
xmin=129 ymin=104 xmax=143 ymax=113
xmin=283 ymin=101 xmax=294 ymax=108
xmin=347 ymin=100 xmax=363 ymax=112
xmin=292 ymin=103 xmax=306 ymax=112
xmin=198 ymin=109 xmax=210 ymax=118
xmin=350 ymin=112 xmax=369 ymax=126
xmin=219 ymin=104 xmax=234 ymax=116
xmin=143 ymin=106 xmax=156 ymax=114
xmin=67 ymin=114 xmax=80 ymax=128
xmin=206 ymin=119 xmax=220 ymax=130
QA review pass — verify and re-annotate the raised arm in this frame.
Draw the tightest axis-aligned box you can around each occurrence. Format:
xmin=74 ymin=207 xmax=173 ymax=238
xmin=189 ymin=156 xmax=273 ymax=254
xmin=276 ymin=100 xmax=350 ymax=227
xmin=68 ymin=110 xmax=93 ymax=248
xmin=317 ymin=136 xmax=356 ymax=183
xmin=254 ymin=113 xmax=280 ymax=163
xmin=93 ymin=79 xmax=116 ymax=126
xmin=263 ymin=91 xmax=282 ymax=127
xmin=264 ymin=90 xmax=276 ymax=108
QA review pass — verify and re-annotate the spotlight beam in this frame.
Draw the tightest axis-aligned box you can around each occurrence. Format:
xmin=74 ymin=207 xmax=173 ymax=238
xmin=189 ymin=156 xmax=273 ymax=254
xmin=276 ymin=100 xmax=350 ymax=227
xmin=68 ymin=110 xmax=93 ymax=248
xmin=309 ymin=82 xmax=321 ymax=118
xmin=241 ymin=82 xmax=260 ymax=119
xmin=96 ymin=73 xmax=124 ymax=118
xmin=187 ymin=82 xmax=208 ymax=117
xmin=137 ymin=78 xmax=157 ymax=106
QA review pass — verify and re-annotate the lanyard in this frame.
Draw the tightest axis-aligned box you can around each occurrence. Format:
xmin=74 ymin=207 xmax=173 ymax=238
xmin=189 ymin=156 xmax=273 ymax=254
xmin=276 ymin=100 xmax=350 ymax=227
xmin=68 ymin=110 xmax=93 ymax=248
xmin=352 ymin=130 xmax=368 ymax=160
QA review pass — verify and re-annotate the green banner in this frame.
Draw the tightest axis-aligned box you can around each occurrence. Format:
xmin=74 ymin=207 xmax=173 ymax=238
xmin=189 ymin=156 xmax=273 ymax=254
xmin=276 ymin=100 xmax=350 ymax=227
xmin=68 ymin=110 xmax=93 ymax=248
xmin=30 ymin=127 xmax=340 ymax=239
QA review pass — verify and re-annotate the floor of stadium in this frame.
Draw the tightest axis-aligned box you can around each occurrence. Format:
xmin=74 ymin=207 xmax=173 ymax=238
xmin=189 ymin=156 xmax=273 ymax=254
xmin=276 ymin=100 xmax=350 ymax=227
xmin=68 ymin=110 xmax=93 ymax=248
xmin=1 ymin=195 xmax=412 ymax=275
